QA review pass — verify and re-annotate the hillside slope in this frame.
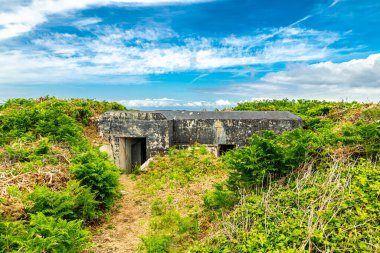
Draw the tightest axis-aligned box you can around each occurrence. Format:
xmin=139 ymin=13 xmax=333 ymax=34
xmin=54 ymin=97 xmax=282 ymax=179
xmin=0 ymin=97 xmax=125 ymax=252
xmin=193 ymin=100 xmax=380 ymax=252
xmin=1 ymin=98 xmax=379 ymax=252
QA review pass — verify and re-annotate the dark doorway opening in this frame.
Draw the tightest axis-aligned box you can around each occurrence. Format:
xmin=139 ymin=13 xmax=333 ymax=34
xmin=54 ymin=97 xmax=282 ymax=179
xmin=130 ymin=138 xmax=147 ymax=168
xmin=218 ymin=144 xmax=235 ymax=156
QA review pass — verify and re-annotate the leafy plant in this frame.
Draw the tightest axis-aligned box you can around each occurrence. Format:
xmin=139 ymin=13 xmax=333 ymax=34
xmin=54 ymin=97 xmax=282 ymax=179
xmin=27 ymin=181 xmax=100 ymax=222
xmin=0 ymin=213 xmax=91 ymax=253
xmin=0 ymin=97 xmax=126 ymax=252
xmin=70 ymin=150 xmax=120 ymax=210
xmin=224 ymin=129 xmax=321 ymax=191
xmin=193 ymin=160 xmax=380 ymax=252
xmin=203 ymin=183 xmax=237 ymax=210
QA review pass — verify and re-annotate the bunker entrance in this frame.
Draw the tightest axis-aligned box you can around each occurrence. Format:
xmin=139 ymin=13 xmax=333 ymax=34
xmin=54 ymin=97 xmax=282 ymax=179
xmin=119 ymin=137 xmax=147 ymax=173
xmin=218 ymin=144 xmax=235 ymax=156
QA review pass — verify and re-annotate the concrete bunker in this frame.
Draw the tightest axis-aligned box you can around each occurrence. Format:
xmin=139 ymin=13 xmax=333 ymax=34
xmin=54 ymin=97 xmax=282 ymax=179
xmin=97 ymin=111 xmax=302 ymax=173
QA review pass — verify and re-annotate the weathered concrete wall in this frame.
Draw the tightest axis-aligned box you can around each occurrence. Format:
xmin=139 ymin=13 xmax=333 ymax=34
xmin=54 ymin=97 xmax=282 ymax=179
xmin=97 ymin=110 xmax=302 ymax=170
xmin=172 ymin=118 xmax=300 ymax=147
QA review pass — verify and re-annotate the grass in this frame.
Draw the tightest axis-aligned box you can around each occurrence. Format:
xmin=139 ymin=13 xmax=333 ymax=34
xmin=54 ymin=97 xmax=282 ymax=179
xmin=132 ymin=145 xmax=228 ymax=252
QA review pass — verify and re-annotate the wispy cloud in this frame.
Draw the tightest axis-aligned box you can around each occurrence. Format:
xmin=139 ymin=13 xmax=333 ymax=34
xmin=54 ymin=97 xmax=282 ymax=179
xmin=0 ymin=24 xmax=341 ymax=84
xmin=0 ymin=49 xmax=150 ymax=85
xmin=0 ymin=0 xmax=213 ymax=40
xmin=191 ymin=73 xmax=209 ymax=83
xmin=329 ymin=0 xmax=341 ymax=8
xmin=73 ymin=17 xmax=102 ymax=29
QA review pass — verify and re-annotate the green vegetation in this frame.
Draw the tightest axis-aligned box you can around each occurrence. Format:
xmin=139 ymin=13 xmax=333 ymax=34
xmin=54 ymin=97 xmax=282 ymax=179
xmin=0 ymin=97 xmax=125 ymax=252
xmin=141 ymin=196 xmax=199 ymax=253
xmin=132 ymin=99 xmax=379 ymax=252
xmin=1 ymin=98 xmax=379 ymax=252
xmin=193 ymin=100 xmax=380 ymax=252
xmin=0 ymin=213 xmax=91 ymax=253
xmin=135 ymin=146 xmax=227 ymax=252
xmin=193 ymin=160 xmax=380 ymax=252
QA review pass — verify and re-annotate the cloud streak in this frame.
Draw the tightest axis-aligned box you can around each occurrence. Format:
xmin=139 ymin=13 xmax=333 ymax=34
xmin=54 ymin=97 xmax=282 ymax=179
xmin=73 ymin=17 xmax=102 ymax=29
xmin=0 ymin=0 xmax=213 ymax=40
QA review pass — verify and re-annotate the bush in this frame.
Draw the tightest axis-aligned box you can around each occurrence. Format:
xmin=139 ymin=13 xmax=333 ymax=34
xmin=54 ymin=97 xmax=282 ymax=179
xmin=0 ymin=97 xmax=127 ymax=251
xmin=0 ymin=219 xmax=27 ymax=252
xmin=0 ymin=104 xmax=82 ymax=145
xmin=4 ymin=138 xmax=53 ymax=164
xmin=340 ymin=122 xmax=380 ymax=157
xmin=0 ymin=97 xmax=127 ymax=145
xmin=224 ymin=118 xmax=380 ymax=192
xmin=70 ymin=150 xmax=120 ymax=210
xmin=224 ymin=129 xmax=321 ymax=191
xmin=27 ymin=181 xmax=100 ymax=222
xmin=0 ymin=213 xmax=91 ymax=252
xmin=136 ymin=146 xmax=224 ymax=194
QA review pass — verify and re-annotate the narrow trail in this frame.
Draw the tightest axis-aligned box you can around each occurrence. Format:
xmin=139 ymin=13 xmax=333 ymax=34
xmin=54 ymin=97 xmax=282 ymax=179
xmin=92 ymin=175 xmax=150 ymax=253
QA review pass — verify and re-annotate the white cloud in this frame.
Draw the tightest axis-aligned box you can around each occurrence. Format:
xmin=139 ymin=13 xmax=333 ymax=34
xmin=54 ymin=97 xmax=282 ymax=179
xmin=119 ymin=98 xmax=236 ymax=108
xmin=263 ymin=53 xmax=380 ymax=87
xmin=214 ymin=99 xmax=234 ymax=106
xmin=0 ymin=49 xmax=149 ymax=85
xmin=73 ymin=17 xmax=102 ymax=28
xmin=123 ymin=25 xmax=178 ymax=41
xmin=0 ymin=0 xmax=213 ymax=40
xmin=0 ymin=24 xmax=340 ymax=84
xmin=210 ymin=54 xmax=380 ymax=102
xmin=120 ymin=98 xmax=178 ymax=107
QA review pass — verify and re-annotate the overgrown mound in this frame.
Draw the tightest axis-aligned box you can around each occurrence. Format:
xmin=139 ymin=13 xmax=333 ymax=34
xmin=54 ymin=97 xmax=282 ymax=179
xmin=192 ymin=100 xmax=380 ymax=252
xmin=0 ymin=97 xmax=125 ymax=252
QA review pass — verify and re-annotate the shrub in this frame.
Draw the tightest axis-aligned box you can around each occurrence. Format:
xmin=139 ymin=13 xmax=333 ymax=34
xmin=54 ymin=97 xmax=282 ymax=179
xmin=0 ymin=97 xmax=126 ymax=252
xmin=137 ymin=145 xmax=224 ymax=194
xmin=0 ymin=213 xmax=91 ymax=252
xmin=224 ymin=129 xmax=321 ymax=191
xmin=340 ymin=122 xmax=380 ymax=157
xmin=0 ymin=219 xmax=27 ymax=252
xmin=224 ymin=118 xmax=380 ymax=192
xmin=0 ymin=97 xmax=127 ymax=145
xmin=70 ymin=150 xmax=120 ymax=210
xmin=4 ymin=138 xmax=52 ymax=164
xmin=27 ymin=181 xmax=100 ymax=222
xmin=64 ymin=99 xmax=126 ymax=126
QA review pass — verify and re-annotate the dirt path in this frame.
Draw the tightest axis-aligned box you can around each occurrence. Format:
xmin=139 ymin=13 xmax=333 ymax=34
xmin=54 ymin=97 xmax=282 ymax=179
xmin=92 ymin=175 xmax=150 ymax=253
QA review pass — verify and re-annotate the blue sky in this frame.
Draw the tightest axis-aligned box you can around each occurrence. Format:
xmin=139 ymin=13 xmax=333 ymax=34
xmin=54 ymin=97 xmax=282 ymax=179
xmin=0 ymin=0 xmax=379 ymax=110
